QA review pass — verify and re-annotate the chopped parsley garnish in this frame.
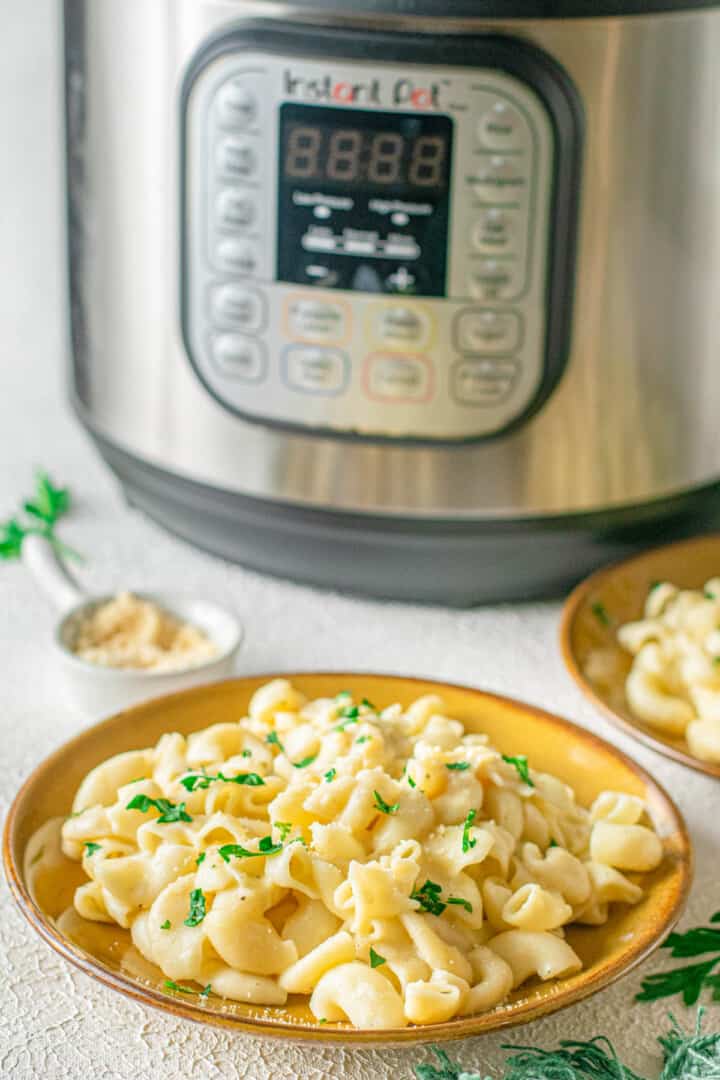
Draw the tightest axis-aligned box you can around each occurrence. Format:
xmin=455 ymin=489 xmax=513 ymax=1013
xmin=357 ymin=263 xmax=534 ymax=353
xmin=335 ymin=690 xmax=352 ymax=702
xmin=241 ymin=749 xmax=252 ymax=758
xmin=411 ymin=880 xmax=446 ymax=917
xmin=705 ymin=589 xmax=717 ymax=601
xmin=549 ymin=838 xmax=559 ymax=848
xmin=356 ymin=735 xmax=372 ymax=745
xmin=334 ymin=706 xmax=360 ymax=731
xmin=218 ymin=836 xmax=284 ymax=861
xmin=369 ymin=947 xmax=386 ymax=969
xmin=361 ymin=698 xmax=376 ymax=711
xmin=125 ymin=794 xmax=192 ymax=823
xmin=407 ymin=774 xmax=417 ymax=788
xmin=445 ymin=762 xmax=470 ymax=772
xmin=160 ymin=920 xmax=171 ymax=930
xmin=318 ymin=1017 xmax=328 ymax=1024
xmin=180 ymin=771 xmax=265 ymax=792
xmin=324 ymin=768 xmax=337 ymax=783
xmin=196 ymin=852 xmax=206 ymax=866
xmin=462 ymin=809 xmax=477 ymax=853
xmin=501 ymin=754 xmax=534 ymax=787
xmin=649 ymin=580 xmax=662 ymax=592
xmin=184 ymin=888 xmax=207 ymax=927
xmin=164 ymin=980 xmax=211 ymax=999
xmin=373 ymin=790 xmax=399 ymax=815
xmin=591 ymin=601 xmax=611 ymax=627
xmin=274 ymin=821 xmax=293 ymax=842
xmin=84 ymin=842 xmax=102 ymax=856
xmin=292 ymin=754 xmax=317 ymax=769
xmin=447 ymin=896 xmax=473 ymax=913
xmin=266 ymin=731 xmax=285 ymax=752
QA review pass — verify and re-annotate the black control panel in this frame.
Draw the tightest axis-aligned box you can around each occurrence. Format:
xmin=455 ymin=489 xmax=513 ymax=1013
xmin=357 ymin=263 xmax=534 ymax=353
xmin=277 ymin=104 xmax=453 ymax=296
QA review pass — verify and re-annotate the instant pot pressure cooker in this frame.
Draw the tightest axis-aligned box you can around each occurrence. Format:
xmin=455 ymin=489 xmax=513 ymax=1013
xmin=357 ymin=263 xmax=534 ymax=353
xmin=64 ymin=1 xmax=720 ymax=604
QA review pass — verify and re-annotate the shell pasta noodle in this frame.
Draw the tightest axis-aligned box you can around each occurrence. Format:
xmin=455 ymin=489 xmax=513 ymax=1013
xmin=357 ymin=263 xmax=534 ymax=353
xmin=618 ymin=577 xmax=720 ymax=764
xmin=60 ymin=680 xmax=663 ymax=1029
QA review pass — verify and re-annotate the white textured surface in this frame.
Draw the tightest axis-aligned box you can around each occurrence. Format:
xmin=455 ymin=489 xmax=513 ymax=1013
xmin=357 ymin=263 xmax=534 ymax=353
xmin=0 ymin=3 xmax=718 ymax=1078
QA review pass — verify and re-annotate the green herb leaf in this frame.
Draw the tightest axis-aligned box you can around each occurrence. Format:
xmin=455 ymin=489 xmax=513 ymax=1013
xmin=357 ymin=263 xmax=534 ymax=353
xmin=196 ymin=852 xmax=206 ymax=866
xmin=549 ymin=838 xmax=559 ymax=848
xmin=125 ymin=794 xmax=192 ymax=823
xmin=218 ymin=836 xmax=283 ymax=862
xmin=180 ymin=771 xmax=265 ymax=792
xmin=355 ymin=735 xmax=372 ymax=745
xmin=411 ymin=879 xmax=447 ymax=917
xmin=292 ymin=755 xmax=317 ymax=769
xmin=324 ymin=768 xmax=337 ymax=783
xmin=445 ymin=761 xmax=470 ymax=771
xmin=84 ymin=841 xmax=101 ymax=856
xmin=1 ymin=471 xmax=80 ymax=563
xmin=317 ymin=1017 xmax=328 ymax=1025
xmin=160 ymin=920 xmax=171 ymax=930
xmin=334 ymin=706 xmax=360 ymax=731
xmin=184 ymin=888 xmax=207 ymax=927
xmin=447 ymin=896 xmax=473 ymax=913
xmin=266 ymin=731 xmax=285 ymax=753
xmin=373 ymin=790 xmax=399 ymax=815
xmin=591 ymin=601 xmax=612 ymax=627
xmin=369 ymin=947 xmax=386 ymax=968
xmin=361 ymin=698 xmax=376 ymax=711
xmin=704 ymin=589 xmax=717 ymax=601
xmin=241 ymin=749 xmax=252 ymax=758
xmin=462 ymin=808 xmax=477 ymax=853
xmin=649 ymin=580 xmax=662 ymax=592
xmin=335 ymin=691 xmax=352 ymax=702
xmin=502 ymin=754 xmax=534 ymax=787
xmin=164 ymin=979 xmax=211 ymax=999
xmin=274 ymin=821 xmax=293 ymax=842
xmin=407 ymin=774 xmax=417 ymax=788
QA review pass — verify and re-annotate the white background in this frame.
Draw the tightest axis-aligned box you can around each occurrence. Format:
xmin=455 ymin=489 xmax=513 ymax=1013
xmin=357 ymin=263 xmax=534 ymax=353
xmin=0 ymin=2 xmax=718 ymax=1078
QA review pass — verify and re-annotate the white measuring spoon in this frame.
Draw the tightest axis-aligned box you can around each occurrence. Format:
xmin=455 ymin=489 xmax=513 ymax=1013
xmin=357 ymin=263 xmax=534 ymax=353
xmin=23 ymin=534 xmax=243 ymax=714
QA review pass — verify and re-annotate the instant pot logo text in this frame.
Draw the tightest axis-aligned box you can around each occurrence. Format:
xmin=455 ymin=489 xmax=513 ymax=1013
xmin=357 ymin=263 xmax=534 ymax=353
xmin=283 ymin=70 xmax=441 ymax=109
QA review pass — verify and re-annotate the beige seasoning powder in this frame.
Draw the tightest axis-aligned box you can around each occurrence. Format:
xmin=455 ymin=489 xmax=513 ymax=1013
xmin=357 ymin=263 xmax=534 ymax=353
xmin=72 ymin=591 xmax=218 ymax=671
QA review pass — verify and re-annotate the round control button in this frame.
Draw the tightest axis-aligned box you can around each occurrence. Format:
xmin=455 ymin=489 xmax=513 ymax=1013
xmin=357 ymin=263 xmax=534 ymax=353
xmin=472 ymin=209 xmax=517 ymax=253
xmin=215 ymin=237 xmax=260 ymax=276
xmin=216 ymin=79 xmax=257 ymax=129
xmin=216 ymin=189 xmax=256 ymax=230
xmin=477 ymin=101 xmax=525 ymax=150
xmin=452 ymin=359 xmax=518 ymax=406
xmin=455 ymin=309 xmax=522 ymax=354
xmin=211 ymin=335 xmax=266 ymax=382
xmin=216 ymin=137 xmax=258 ymax=180
xmin=211 ymin=284 xmax=265 ymax=333
xmin=472 ymin=157 xmax=526 ymax=203
xmin=468 ymin=260 xmax=523 ymax=301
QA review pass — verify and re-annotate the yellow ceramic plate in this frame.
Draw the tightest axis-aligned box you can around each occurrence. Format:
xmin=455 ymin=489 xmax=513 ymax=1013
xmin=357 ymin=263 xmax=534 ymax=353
xmin=560 ymin=534 xmax=720 ymax=780
xmin=3 ymin=673 xmax=691 ymax=1045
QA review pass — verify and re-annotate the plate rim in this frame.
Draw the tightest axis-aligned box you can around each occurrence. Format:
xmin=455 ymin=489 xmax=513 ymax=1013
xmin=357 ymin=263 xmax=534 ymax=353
xmin=3 ymin=670 xmax=694 ymax=1045
xmin=559 ymin=534 xmax=720 ymax=780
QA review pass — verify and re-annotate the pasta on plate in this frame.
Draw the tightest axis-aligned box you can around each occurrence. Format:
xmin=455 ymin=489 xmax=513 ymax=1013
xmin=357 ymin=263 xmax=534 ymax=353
xmin=618 ymin=578 xmax=720 ymax=764
xmin=61 ymin=680 xmax=663 ymax=1029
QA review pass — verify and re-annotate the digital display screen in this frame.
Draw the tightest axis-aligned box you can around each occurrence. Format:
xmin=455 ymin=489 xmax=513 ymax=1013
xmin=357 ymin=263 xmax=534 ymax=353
xmin=282 ymin=122 xmax=451 ymax=191
xmin=277 ymin=104 xmax=453 ymax=297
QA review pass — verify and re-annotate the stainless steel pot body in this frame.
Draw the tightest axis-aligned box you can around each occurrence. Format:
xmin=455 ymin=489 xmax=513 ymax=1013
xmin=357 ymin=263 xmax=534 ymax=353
xmin=65 ymin=0 xmax=720 ymax=524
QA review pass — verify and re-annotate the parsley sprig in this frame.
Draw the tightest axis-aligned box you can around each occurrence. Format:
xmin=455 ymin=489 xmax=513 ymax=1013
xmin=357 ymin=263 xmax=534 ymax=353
xmin=125 ymin=794 xmax=192 ymax=823
xmin=84 ymin=842 xmax=101 ymax=856
xmin=501 ymin=754 xmax=534 ymax=787
xmin=462 ymin=809 xmax=477 ymax=853
xmin=410 ymin=880 xmax=474 ymax=917
xmin=219 ymin=835 xmax=284 ymax=862
xmin=373 ymin=790 xmax=399 ymax=815
xmin=180 ymin=771 xmax=265 ymax=792
xmin=184 ymin=888 xmax=207 ymax=927
xmin=1 ymin=471 xmax=81 ymax=562
xmin=369 ymin=947 xmax=386 ymax=969
xmin=637 ymin=913 xmax=720 ymax=1005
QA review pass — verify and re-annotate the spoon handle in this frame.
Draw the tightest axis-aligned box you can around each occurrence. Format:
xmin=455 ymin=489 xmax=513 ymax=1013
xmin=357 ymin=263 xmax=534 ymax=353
xmin=23 ymin=534 xmax=86 ymax=615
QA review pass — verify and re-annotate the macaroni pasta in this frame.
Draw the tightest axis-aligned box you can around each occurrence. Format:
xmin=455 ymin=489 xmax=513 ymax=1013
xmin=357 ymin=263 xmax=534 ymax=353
xmin=618 ymin=578 xmax=720 ymax=763
xmin=61 ymin=680 xmax=662 ymax=1028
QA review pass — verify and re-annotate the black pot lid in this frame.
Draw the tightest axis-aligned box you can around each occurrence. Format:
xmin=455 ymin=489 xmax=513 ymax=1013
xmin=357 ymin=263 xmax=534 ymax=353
xmin=258 ymin=0 xmax=718 ymax=16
